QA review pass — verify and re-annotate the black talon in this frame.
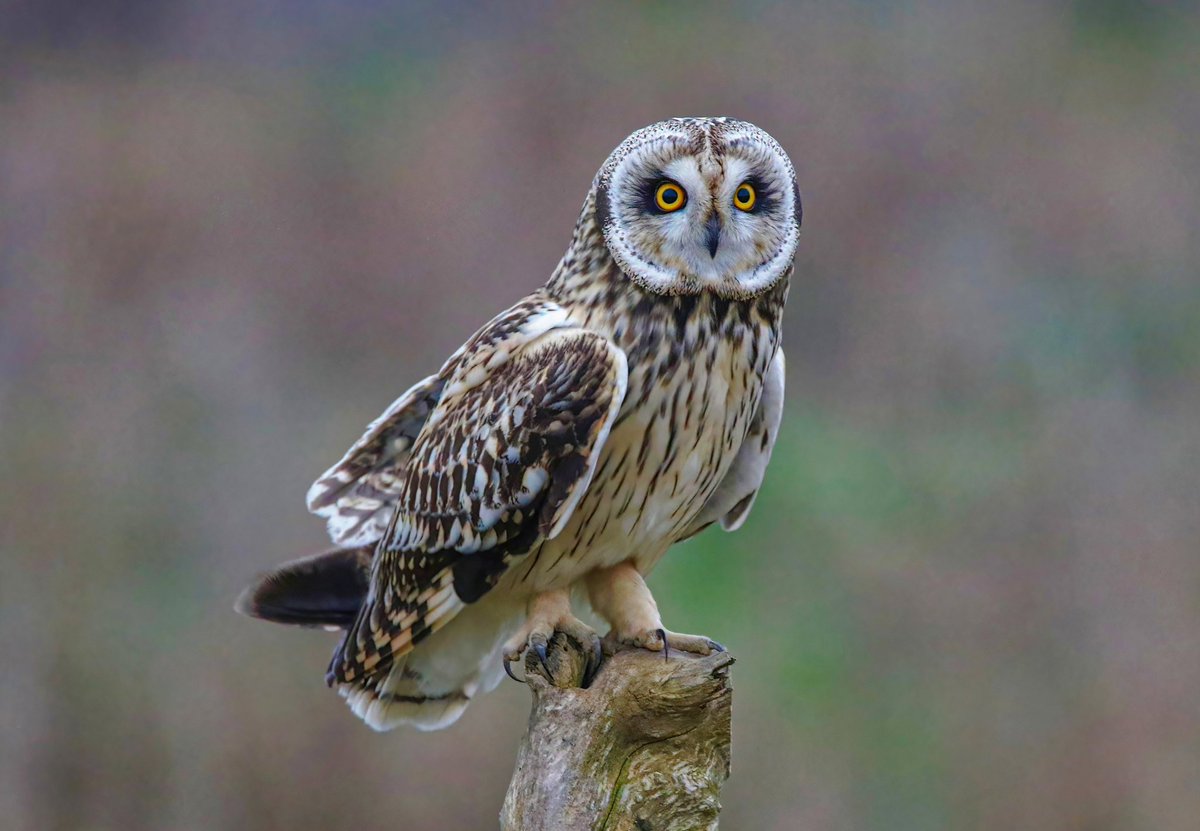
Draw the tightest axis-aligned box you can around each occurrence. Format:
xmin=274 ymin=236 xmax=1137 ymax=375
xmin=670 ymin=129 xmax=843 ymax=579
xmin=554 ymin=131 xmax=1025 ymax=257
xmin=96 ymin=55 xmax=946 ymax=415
xmin=707 ymin=639 xmax=727 ymax=653
xmin=503 ymin=655 xmax=522 ymax=683
xmin=535 ymin=641 xmax=550 ymax=673
xmin=656 ymin=627 xmax=669 ymax=662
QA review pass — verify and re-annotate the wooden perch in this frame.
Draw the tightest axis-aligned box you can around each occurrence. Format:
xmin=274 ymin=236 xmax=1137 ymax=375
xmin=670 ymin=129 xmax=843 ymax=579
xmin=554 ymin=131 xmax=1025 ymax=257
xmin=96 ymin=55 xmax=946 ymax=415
xmin=500 ymin=634 xmax=735 ymax=830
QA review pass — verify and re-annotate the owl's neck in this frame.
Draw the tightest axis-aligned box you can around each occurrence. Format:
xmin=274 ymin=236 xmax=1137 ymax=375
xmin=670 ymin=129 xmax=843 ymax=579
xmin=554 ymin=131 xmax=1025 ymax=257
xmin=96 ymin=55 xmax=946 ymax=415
xmin=546 ymin=260 xmax=787 ymax=377
xmin=544 ymin=191 xmax=789 ymax=350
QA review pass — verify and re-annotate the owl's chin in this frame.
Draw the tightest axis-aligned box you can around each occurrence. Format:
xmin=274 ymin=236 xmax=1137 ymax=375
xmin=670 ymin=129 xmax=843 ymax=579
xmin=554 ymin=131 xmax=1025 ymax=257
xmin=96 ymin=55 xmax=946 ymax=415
xmin=676 ymin=240 xmax=797 ymax=298
xmin=673 ymin=258 xmax=794 ymax=300
xmin=607 ymin=237 xmax=794 ymax=299
xmin=624 ymin=267 xmax=790 ymax=301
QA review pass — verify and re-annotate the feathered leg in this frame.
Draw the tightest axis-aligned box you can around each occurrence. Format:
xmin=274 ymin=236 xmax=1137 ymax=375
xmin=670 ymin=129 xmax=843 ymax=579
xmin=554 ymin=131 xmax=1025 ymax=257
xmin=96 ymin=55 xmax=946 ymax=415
xmin=585 ymin=561 xmax=725 ymax=657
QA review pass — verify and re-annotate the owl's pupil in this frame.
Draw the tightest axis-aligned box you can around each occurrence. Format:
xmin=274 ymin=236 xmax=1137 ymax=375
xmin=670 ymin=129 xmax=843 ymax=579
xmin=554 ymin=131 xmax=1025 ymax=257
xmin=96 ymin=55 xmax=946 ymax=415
xmin=662 ymin=189 xmax=678 ymax=204
xmin=738 ymin=187 xmax=751 ymax=203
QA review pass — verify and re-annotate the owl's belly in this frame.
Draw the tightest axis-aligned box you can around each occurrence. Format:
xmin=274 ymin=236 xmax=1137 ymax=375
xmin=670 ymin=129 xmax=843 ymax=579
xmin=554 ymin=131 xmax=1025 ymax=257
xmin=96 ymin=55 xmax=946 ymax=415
xmin=508 ymin=341 xmax=762 ymax=593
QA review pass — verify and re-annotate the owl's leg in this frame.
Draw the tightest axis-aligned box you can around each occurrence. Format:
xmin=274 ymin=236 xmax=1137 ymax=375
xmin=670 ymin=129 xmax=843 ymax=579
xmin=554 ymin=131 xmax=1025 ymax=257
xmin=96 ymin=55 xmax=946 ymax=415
xmin=501 ymin=588 xmax=603 ymax=683
xmin=586 ymin=561 xmax=725 ymax=658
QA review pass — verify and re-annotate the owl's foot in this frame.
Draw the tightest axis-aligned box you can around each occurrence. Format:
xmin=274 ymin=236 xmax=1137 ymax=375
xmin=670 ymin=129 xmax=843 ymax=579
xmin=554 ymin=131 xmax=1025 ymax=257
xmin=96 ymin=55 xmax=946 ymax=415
xmin=586 ymin=561 xmax=724 ymax=661
xmin=605 ymin=627 xmax=726 ymax=661
xmin=502 ymin=589 xmax=603 ymax=685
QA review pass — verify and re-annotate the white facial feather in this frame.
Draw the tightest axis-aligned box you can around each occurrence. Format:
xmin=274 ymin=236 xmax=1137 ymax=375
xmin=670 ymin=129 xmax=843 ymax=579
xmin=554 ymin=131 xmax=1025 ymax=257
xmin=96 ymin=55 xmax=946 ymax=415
xmin=596 ymin=117 xmax=801 ymax=299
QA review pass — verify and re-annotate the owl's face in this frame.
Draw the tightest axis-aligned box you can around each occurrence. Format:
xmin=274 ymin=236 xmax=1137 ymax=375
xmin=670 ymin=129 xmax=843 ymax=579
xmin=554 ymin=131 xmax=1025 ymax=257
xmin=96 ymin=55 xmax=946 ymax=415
xmin=595 ymin=117 xmax=801 ymax=299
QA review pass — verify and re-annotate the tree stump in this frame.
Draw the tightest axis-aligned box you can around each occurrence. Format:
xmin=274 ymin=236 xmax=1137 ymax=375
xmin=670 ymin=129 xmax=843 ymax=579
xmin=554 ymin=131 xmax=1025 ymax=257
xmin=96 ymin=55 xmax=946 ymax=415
xmin=500 ymin=634 xmax=734 ymax=830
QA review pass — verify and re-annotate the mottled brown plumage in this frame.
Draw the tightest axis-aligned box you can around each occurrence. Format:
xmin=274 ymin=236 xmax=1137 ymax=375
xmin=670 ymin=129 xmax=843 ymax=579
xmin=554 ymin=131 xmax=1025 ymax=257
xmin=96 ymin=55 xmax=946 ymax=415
xmin=330 ymin=325 xmax=627 ymax=686
xmin=237 ymin=117 xmax=801 ymax=730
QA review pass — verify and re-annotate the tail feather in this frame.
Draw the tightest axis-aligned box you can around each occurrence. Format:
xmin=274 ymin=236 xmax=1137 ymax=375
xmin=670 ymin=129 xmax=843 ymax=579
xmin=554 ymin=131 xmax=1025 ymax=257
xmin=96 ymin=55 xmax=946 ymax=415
xmin=235 ymin=546 xmax=373 ymax=629
xmin=341 ymin=659 xmax=475 ymax=732
xmin=336 ymin=594 xmax=525 ymax=731
xmin=237 ymin=548 xmax=523 ymax=732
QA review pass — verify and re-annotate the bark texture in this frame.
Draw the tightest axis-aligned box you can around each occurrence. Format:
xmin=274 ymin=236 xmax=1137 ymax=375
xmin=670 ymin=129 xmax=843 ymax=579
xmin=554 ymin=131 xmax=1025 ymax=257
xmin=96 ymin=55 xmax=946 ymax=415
xmin=500 ymin=634 xmax=734 ymax=830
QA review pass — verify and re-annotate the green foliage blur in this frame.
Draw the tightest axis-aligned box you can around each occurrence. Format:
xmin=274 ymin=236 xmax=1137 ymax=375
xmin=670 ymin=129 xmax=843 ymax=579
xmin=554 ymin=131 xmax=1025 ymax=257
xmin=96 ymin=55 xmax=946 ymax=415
xmin=2 ymin=2 xmax=1197 ymax=829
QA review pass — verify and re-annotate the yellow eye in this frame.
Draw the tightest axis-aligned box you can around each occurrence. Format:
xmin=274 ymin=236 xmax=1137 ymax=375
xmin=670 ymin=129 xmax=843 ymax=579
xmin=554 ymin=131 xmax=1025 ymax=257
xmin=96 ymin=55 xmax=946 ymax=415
xmin=733 ymin=182 xmax=756 ymax=211
xmin=654 ymin=181 xmax=686 ymax=212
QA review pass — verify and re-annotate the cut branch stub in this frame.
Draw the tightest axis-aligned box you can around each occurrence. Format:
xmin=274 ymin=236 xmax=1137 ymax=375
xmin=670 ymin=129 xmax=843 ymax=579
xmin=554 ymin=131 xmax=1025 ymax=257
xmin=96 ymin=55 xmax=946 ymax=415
xmin=500 ymin=633 xmax=734 ymax=831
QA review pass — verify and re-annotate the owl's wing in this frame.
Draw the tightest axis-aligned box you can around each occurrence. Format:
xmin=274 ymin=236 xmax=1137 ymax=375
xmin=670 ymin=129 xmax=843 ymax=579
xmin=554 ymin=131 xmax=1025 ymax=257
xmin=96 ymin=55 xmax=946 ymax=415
xmin=682 ymin=347 xmax=785 ymax=539
xmin=329 ymin=321 xmax=628 ymax=685
xmin=306 ymin=375 xmax=446 ymax=547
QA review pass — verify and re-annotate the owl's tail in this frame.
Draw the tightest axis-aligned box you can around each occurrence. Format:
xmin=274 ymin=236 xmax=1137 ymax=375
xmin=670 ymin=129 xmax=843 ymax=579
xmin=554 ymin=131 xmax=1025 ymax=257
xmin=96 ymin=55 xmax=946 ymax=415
xmin=236 ymin=547 xmax=521 ymax=731
xmin=337 ymin=595 xmax=522 ymax=731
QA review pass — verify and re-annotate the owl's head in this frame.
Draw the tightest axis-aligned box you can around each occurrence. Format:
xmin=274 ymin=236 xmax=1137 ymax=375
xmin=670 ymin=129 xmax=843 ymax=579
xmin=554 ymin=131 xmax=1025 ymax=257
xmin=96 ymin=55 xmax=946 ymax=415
xmin=594 ymin=117 xmax=801 ymax=298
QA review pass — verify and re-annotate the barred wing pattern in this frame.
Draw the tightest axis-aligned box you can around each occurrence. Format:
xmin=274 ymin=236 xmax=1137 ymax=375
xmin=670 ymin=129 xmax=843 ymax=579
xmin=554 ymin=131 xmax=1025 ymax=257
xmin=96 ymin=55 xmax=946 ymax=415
xmin=329 ymin=322 xmax=628 ymax=686
xmin=306 ymin=375 xmax=445 ymax=547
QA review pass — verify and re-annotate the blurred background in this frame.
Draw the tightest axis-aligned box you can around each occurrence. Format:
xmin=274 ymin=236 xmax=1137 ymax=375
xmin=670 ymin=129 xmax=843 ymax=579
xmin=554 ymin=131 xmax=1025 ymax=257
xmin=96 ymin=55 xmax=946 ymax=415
xmin=2 ymin=1 xmax=1198 ymax=829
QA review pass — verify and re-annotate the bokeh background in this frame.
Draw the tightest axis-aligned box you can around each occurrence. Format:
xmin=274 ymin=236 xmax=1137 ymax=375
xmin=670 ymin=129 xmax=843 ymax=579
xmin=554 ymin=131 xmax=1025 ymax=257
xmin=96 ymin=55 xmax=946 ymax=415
xmin=3 ymin=2 xmax=1198 ymax=829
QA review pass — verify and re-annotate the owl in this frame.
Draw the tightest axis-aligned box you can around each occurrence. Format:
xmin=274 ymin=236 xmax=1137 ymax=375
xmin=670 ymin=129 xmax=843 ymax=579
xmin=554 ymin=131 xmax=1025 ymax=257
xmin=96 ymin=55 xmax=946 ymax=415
xmin=237 ymin=117 xmax=802 ymax=731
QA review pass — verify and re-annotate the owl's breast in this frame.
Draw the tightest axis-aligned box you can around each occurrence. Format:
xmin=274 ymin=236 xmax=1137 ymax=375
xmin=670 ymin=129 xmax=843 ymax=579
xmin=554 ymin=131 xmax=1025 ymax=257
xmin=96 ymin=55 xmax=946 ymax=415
xmin=511 ymin=298 xmax=780 ymax=591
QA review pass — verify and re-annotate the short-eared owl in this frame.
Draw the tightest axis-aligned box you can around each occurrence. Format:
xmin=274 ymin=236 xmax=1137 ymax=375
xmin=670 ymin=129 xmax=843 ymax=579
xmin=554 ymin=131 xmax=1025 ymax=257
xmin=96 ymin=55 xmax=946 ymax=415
xmin=237 ymin=117 xmax=802 ymax=731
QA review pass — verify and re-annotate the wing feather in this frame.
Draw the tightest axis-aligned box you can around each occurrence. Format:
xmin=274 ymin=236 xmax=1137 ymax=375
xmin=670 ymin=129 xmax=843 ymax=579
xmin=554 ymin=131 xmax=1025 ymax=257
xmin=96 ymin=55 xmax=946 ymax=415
xmin=306 ymin=375 xmax=444 ymax=547
xmin=330 ymin=318 xmax=627 ymax=685
xmin=305 ymin=299 xmax=573 ymax=548
xmin=681 ymin=347 xmax=785 ymax=539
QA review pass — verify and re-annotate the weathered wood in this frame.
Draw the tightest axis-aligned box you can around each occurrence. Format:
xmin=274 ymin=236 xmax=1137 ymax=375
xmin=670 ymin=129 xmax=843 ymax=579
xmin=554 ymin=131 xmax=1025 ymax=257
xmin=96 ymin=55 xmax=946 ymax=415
xmin=500 ymin=634 xmax=734 ymax=830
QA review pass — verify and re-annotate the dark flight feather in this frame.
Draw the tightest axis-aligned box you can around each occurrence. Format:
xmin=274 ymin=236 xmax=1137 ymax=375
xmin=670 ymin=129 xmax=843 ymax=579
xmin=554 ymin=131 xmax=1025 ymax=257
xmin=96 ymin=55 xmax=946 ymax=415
xmin=235 ymin=546 xmax=373 ymax=629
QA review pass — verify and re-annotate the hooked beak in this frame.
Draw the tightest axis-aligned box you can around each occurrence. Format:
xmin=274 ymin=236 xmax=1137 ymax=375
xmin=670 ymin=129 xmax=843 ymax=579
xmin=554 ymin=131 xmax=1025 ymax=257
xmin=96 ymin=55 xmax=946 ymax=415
xmin=704 ymin=213 xmax=721 ymax=258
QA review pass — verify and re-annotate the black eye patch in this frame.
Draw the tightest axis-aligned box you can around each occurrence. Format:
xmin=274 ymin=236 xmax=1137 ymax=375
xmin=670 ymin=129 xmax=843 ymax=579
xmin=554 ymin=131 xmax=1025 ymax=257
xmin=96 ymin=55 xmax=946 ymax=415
xmin=638 ymin=176 xmax=680 ymax=215
xmin=738 ymin=173 xmax=776 ymax=214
